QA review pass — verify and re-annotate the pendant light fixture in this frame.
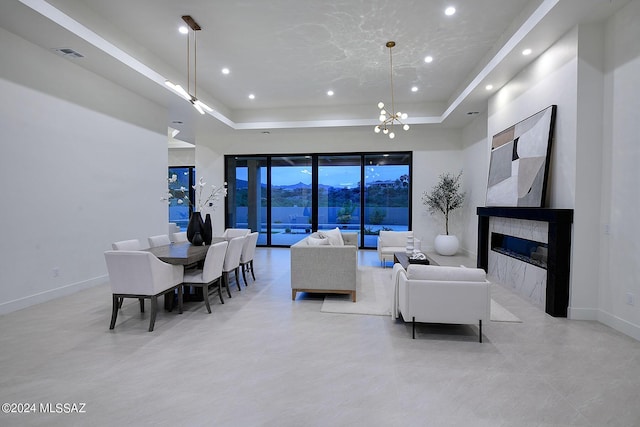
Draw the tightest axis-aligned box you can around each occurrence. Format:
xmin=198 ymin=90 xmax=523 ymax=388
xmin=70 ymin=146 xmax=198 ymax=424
xmin=374 ymin=41 xmax=409 ymax=139
xmin=165 ymin=15 xmax=212 ymax=115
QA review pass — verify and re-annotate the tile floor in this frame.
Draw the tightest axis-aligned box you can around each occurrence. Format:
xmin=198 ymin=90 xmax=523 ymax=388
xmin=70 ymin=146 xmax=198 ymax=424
xmin=1 ymin=248 xmax=639 ymax=427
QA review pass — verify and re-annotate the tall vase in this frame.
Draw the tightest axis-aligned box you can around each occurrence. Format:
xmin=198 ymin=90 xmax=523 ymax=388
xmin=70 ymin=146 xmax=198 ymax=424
xmin=203 ymin=214 xmax=213 ymax=245
xmin=187 ymin=211 xmax=204 ymax=244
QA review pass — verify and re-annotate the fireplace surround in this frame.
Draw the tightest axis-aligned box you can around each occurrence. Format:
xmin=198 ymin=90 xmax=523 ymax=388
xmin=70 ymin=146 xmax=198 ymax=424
xmin=477 ymin=207 xmax=573 ymax=317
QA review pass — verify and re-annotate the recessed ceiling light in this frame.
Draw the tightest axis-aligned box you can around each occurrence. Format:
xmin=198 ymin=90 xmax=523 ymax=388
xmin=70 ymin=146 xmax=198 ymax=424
xmin=411 ymin=86 xmax=419 ymax=92
xmin=522 ymin=48 xmax=532 ymax=56
xmin=327 ymin=90 xmax=334 ymax=96
xmin=248 ymin=94 xmax=255 ymax=100
xmin=424 ymin=55 xmax=433 ymax=63
xmin=485 ymin=84 xmax=494 ymax=90
xmin=445 ymin=6 xmax=456 ymax=16
xmin=221 ymin=68 xmax=230 ymax=75
xmin=178 ymin=26 xmax=188 ymax=35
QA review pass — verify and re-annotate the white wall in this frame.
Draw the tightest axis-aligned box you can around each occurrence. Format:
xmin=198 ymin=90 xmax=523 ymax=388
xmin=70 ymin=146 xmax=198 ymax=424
xmin=0 ymin=29 xmax=169 ymax=314
xmin=463 ymin=0 xmax=640 ymax=340
xmin=194 ymin=125 xmax=464 ymax=246
xmin=598 ymin=0 xmax=640 ymax=339
xmin=169 ymin=147 xmax=195 ymax=166
xmin=461 ymin=112 xmax=489 ymax=259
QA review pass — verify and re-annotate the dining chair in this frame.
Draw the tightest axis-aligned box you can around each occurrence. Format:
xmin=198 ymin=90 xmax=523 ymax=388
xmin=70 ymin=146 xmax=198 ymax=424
xmin=111 ymin=239 xmax=143 ymax=250
xmin=171 ymin=231 xmax=188 ymax=243
xmin=180 ymin=241 xmax=228 ymax=313
xmin=104 ymin=251 xmax=184 ymax=332
xmin=222 ymin=228 xmax=250 ymax=240
xmin=148 ymin=234 xmax=171 ymax=248
xmin=111 ymin=239 xmax=144 ymax=308
xmin=240 ymin=232 xmax=259 ymax=285
xmin=221 ymin=236 xmax=246 ymax=297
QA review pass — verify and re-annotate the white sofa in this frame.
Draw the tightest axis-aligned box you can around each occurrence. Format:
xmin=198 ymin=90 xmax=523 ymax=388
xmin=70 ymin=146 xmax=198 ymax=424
xmin=377 ymin=230 xmax=421 ymax=267
xmin=392 ymin=263 xmax=490 ymax=342
xmin=290 ymin=230 xmax=358 ymax=302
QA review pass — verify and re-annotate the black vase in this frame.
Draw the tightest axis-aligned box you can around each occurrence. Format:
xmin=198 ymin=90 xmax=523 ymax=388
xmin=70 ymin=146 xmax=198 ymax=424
xmin=186 ymin=211 xmax=204 ymax=244
xmin=192 ymin=231 xmax=204 ymax=246
xmin=203 ymin=214 xmax=212 ymax=245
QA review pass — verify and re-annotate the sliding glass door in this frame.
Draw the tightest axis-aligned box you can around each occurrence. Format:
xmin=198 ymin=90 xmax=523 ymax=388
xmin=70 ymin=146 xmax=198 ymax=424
xmin=225 ymin=152 xmax=411 ymax=248
xmin=225 ymin=157 xmax=267 ymax=245
xmin=270 ymin=156 xmax=313 ymax=246
xmin=363 ymin=153 xmax=411 ymax=247
xmin=317 ymin=155 xmax=361 ymax=235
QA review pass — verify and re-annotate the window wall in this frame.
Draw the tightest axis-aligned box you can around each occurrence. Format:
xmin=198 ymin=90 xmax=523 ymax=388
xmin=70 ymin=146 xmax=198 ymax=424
xmin=225 ymin=152 xmax=411 ymax=248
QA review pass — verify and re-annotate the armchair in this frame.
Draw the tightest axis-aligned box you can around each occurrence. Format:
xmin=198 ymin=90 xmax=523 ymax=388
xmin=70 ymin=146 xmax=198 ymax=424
xmin=377 ymin=231 xmax=421 ymax=267
xmin=392 ymin=264 xmax=490 ymax=342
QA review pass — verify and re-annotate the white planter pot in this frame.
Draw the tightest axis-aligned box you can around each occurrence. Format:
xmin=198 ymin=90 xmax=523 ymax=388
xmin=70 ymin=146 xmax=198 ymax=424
xmin=434 ymin=234 xmax=459 ymax=256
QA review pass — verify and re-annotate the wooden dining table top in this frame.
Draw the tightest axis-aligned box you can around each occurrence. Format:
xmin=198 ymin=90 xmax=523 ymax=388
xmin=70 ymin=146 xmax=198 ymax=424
xmin=146 ymin=238 xmax=226 ymax=265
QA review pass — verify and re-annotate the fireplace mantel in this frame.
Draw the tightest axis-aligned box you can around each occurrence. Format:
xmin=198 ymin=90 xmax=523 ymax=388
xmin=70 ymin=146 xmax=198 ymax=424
xmin=477 ymin=207 xmax=573 ymax=317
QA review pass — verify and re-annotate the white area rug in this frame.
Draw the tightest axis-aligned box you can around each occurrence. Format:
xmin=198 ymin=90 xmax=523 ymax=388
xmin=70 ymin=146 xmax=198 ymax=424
xmin=320 ymin=266 xmax=522 ymax=322
xmin=490 ymin=299 xmax=522 ymax=322
xmin=320 ymin=266 xmax=392 ymax=316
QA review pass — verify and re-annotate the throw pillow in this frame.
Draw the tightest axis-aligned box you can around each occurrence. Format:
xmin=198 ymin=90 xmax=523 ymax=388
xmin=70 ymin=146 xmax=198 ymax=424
xmin=308 ymin=236 xmax=329 ymax=246
xmin=319 ymin=227 xmax=344 ymax=246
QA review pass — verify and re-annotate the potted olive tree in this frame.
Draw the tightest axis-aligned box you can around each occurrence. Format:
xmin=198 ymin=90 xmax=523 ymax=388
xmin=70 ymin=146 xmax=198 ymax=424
xmin=422 ymin=171 xmax=465 ymax=255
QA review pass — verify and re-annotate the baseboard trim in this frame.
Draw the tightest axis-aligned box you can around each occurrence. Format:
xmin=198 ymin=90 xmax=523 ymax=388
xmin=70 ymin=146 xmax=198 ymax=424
xmin=568 ymin=307 xmax=599 ymax=320
xmin=597 ymin=309 xmax=640 ymax=342
xmin=0 ymin=275 xmax=108 ymax=315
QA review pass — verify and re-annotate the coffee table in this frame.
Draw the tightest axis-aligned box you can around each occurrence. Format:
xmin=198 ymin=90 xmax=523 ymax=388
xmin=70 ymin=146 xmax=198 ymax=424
xmin=393 ymin=252 xmax=437 ymax=269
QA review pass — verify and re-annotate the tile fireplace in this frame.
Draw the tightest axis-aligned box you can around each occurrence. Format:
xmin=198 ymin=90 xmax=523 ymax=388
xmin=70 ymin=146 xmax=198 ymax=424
xmin=477 ymin=207 xmax=573 ymax=317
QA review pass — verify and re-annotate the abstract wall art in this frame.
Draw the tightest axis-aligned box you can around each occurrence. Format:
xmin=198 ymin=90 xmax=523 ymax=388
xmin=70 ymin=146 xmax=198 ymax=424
xmin=486 ymin=105 xmax=557 ymax=207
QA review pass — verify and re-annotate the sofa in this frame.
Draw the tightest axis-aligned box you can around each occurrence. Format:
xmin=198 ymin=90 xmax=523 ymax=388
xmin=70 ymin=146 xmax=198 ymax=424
xmin=391 ymin=263 xmax=490 ymax=342
xmin=291 ymin=229 xmax=358 ymax=302
xmin=377 ymin=230 xmax=421 ymax=267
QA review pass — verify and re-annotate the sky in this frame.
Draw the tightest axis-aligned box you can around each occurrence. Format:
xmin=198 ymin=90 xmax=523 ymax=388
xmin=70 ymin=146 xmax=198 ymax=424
xmin=236 ymin=165 xmax=409 ymax=188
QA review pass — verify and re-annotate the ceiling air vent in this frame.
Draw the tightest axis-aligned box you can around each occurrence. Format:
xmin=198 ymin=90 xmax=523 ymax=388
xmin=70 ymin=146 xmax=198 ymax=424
xmin=53 ymin=48 xmax=84 ymax=59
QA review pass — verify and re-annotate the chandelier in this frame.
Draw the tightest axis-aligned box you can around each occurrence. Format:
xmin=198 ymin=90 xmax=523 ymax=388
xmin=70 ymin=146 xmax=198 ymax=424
xmin=165 ymin=15 xmax=213 ymax=115
xmin=374 ymin=41 xmax=409 ymax=139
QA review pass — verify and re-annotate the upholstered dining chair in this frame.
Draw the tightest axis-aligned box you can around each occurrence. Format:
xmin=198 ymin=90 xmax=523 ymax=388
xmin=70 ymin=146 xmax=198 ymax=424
xmin=112 ymin=239 xmax=143 ymax=251
xmin=239 ymin=232 xmax=259 ymax=285
xmin=104 ymin=251 xmax=184 ymax=332
xmin=171 ymin=231 xmax=188 ymax=243
xmin=221 ymin=236 xmax=246 ymax=297
xmin=111 ymin=239 xmax=144 ymax=308
xmin=222 ymin=228 xmax=250 ymax=240
xmin=180 ymin=241 xmax=228 ymax=313
xmin=148 ymin=234 xmax=171 ymax=248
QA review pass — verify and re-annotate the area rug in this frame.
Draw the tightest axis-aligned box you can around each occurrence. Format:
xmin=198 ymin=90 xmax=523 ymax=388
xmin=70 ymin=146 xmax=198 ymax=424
xmin=320 ymin=266 xmax=522 ymax=322
xmin=490 ymin=299 xmax=522 ymax=322
xmin=320 ymin=266 xmax=392 ymax=316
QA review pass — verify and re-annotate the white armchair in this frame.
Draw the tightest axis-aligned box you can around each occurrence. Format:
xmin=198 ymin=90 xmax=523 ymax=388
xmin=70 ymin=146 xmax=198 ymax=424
xmin=377 ymin=231 xmax=421 ymax=267
xmin=104 ymin=251 xmax=184 ymax=332
xmin=392 ymin=264 xmax=490 ymax=342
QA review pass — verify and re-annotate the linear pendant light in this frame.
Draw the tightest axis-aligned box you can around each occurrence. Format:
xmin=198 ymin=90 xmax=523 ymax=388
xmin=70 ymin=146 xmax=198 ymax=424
xmin=164 ymin=15 xmax=212 ymax=115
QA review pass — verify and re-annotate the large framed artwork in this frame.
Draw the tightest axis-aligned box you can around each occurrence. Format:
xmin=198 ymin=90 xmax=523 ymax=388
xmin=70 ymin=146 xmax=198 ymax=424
xmin=486 ymin=105 xmax=557 ymax=207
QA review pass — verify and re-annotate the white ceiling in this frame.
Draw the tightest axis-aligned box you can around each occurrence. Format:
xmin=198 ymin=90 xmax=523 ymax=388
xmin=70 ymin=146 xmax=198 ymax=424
xmin=0 ymin=0 xmax=629 ymax=137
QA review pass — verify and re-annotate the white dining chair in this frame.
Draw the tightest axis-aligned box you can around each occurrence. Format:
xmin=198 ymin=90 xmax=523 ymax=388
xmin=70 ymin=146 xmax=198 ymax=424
xmin=112 ymin=239 xmax=143 ymax=250
xmin=148 ymin=234 xmax=171 ymax=248
xmin=221 ymin=236 xmax=246 ymax=297
xmin=171 ymin=231 xmax=188 ymax=243
xmin=104 ymin=251 xmax=184 ymax=332
xmin=222 ymin=228 xmax=250 ymax=240
xmin=240 ymin=232 xmax=259 ymax=285
xmin=180 ymin=241 xmax=228 ymax=313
